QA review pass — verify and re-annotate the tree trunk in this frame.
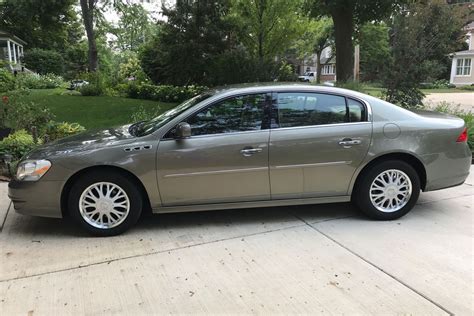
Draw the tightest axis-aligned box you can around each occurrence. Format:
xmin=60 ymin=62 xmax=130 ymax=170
xmin=80 ymin=0 xmax=98 ymax=72
xmin=331 ymin=8 xmax=354 ymax=83
xmin=316 ymin=51 xmax=322 ymax=84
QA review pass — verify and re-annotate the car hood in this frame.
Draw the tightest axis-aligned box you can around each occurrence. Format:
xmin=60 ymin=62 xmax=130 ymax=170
xmin=25 ymin=124 xmax=137 ymax=159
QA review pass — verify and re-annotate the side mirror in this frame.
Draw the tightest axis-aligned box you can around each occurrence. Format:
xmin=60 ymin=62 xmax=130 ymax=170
xmin=175 ymin=122 xmax=191 ymax=139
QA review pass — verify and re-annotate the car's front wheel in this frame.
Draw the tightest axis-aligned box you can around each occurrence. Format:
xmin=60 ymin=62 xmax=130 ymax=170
xmin=354 ymin=160 xmax=420 ymax=220
xmin=68 ymin=170 xmax=142 ymax=236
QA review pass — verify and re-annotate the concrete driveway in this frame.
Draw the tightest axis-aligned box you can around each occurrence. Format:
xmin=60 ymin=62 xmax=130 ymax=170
xmin=0 ymin=168 xmax=473 ymax=315
xmin=424 ymin=92 xmax=474 ymax=112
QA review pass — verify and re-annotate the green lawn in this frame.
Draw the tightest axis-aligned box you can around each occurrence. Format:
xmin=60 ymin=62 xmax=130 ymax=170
xmin=24 ymin=89 xmax=177 ymax=129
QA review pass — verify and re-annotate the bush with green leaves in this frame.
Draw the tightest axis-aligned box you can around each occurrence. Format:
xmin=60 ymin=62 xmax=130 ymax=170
xmin=23 ymin=48 xmax=64 ymax=75
xmin=459 ymin=85 xmax=474 ymax=91
xmin=41 ymin=121 xmax=85 ymax=142
xmin=1 ymin=90 xmax=54 ymax=131
xmin=420 ymin=79 xmax=456 ymax=89
xmin=15 ymin=73 xmax=65 ymax=89
xmin=79 ymin=72 xmax=106 ymax=96
xmin=130 ymin=106 xmax=164 ymax=123
xmin=124 ymin=83 xmax=207 ymax=103
xmin=0 ymin=68 xmax=15 ymax=93
xmin=0 ymin=130 xmax=38 ymax=160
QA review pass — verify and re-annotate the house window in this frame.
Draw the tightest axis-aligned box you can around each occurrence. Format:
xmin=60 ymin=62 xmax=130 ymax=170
xmin=456 ymin=58 xmax=472 ymax=76
xmin=322 ymin=64 xmax=335 ymax=75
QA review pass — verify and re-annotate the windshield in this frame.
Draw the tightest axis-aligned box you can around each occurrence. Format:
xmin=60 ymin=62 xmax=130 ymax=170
xmin=133 ymin=93 xmax=212 ymax=136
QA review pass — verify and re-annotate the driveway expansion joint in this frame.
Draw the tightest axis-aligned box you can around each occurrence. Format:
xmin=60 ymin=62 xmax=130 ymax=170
xmin=292 ymin=214 xmax=454 ymax=316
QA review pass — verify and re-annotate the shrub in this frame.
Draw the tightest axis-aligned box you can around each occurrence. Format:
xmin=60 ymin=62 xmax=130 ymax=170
xmin=0 ymin=69 xmax=15 ymax=93
xmin=79 ymin=72 xmax=105 ymax=96
xmin=23 ymin=48 xmax=64 ymax=75
xmin=420 ymin=79 xmax=456 ymax=89
xmin=1 ymin=90 xmax=54 ymax=131
xmin=382 ymin=87 xmax=425 ymax=109
xmin=124 ymin=83 xmax=207 ymax=103
xmin=15 ymin=73 xmax=65 ymax=89
xmin=459 ymin=85 xmax=474 ymax=91
xmin=41 ymin=121 xmax=85 ymax=142
xmin=130 ymin=106 xmax=163 ymax=123
xmin=0 ymin=130 xmax=37 ymax=160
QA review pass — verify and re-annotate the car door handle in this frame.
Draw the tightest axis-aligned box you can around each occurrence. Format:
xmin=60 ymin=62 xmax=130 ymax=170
xmin=240 ymin=148 xmax=263 ymax=156
xmin=338 ymin=139 xmax=362 ymax=147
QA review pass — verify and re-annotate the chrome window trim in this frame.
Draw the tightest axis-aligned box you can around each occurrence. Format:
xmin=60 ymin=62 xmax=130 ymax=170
xmin=160 ymin=128 xmax=270 ymax=141
xmin=269 ymin=121 xmax=372 ymax=133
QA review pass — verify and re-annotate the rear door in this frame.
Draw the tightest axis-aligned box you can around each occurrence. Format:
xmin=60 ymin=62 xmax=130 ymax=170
xmin=269 ymin=92 xmax=372 ymax=199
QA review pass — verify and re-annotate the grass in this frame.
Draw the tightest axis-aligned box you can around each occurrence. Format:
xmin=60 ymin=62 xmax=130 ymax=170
xmin=24 ymin=89 xmax=177 ymax=129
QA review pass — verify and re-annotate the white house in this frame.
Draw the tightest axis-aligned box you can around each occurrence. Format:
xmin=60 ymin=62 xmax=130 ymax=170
xmin=0 ymin=30 xmax=26 ymax=71
xmin=450 ymin=22 xmax=474 ymax=86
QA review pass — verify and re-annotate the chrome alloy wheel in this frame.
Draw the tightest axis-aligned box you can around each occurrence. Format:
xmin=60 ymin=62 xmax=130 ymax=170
xmin=79 ymin=182 xmax=130 ymax=229
xmin=369 ymin=169 xmax=412 ymax=213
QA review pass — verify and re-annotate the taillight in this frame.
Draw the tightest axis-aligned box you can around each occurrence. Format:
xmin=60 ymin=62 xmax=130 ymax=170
xmin=456 ymin=127 xmax=468 ymax=142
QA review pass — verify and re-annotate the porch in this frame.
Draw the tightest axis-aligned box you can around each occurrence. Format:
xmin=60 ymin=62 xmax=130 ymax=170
xmin=0 ymin=30 xmax=26 ymax=70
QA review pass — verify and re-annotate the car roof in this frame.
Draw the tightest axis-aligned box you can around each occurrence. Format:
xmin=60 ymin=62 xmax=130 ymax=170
xmin=205 ymin=83 xmax=370 ymax=100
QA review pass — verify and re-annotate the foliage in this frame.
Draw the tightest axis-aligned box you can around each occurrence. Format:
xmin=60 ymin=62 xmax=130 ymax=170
xmin=117 ymin=53 xmax=149 ymax=83
xmin=1 ymin=90 xmax=54 ymax=131
xmin=206 ymin=47 xmax=296 ymax=85
xmin=293 ymin=17 xmax=333 ymax=84
xmin=459 ymin=85 xmax=474 ymax=91
xmin=63 ymin=42 xmax=89 ymax=80
xmin=231 ymin=0 xmax=304 ymax=61
xmin=306 ymin=0 xmax=407 ymax=82
xmin=79 ymin=72 xmax=105 ymax=96
xmin=109 ymin=3 xmax=153 ymax=51
xmin=124 ymin=83 xmax=207 ymax=103
xmin=140 ymin=0 xmax=234 ymax=85
xmin=0 ymin=130 xmax=37 ymax=160
xmin=420 ymin=79 xmax=456 ymax=89
xmin=0 ymin=69 xmax=15 ymax=93
xmin=429 ymin=102 xmax=474 ymax=151
xmin=41 ymin=121 xmax=85 ymax=142
xmin=23 ymin=48 xmax=64 ymax=75
xmin=383 ymin=1 xmax=467 ymax=109
xmin=130 ymin=106 xmax=164 ymax=123
xmin=0 ymin=0 xmax=78 ymax=50
xmin=15 ymin=73 xmax=65 ymax=89
xmin=358 ymin=23 xmax=390 ymax=82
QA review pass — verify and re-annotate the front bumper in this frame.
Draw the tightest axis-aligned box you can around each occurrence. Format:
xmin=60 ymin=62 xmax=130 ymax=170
xmin=8 ymin=179 xmax=64 ymax=218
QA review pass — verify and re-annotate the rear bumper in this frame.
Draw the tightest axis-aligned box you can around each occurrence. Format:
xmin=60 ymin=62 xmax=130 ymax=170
xmin=8 ymin=179 xmax=64 ymax=218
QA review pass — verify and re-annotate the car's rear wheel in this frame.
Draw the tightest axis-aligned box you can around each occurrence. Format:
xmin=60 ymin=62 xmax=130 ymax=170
xmin=354 ymin=160 xmax=420 ymax=220
xmin=68 ymin=170 xmax=142 ymax=236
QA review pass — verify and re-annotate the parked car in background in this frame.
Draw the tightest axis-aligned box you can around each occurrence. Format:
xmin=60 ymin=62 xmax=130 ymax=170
xmin=298 ymin=72 xmax=316 ymax=82
xmin=67 ymin=79 xmax=89 ymax=91
xmin=8 ymin=84 xmax=471 ymax=236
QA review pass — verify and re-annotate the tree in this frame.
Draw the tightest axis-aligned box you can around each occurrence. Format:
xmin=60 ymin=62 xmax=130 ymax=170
xmin=0 ymin=0 xmax=77 ymax=50
xmin=383 ymin=0 xmax=467 ymax=108
xmin=110 ymin=3 xmax=153 ymax=51
xmin=141 ymin=0 xmax=234 ymax=85
xmin=294 ymin=17 xmax=333 ymax=83
xmin=231 ymin=0 xmax=304 ymax=62
xmin=358 ymin=23 xmax=390 ymax=82
xmin=306 ymin=0 xmax=406 ymax=82
xmin=80 ymin=0 xmax=99 ymax=72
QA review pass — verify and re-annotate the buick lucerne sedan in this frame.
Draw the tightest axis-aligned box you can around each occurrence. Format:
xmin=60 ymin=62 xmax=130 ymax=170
xmin=8 ymin=84 xmax=471 ymax=236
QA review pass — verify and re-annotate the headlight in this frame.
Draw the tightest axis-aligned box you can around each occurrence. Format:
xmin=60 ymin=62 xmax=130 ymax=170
xmin=16 ymin=160 xmax=51 ymax=181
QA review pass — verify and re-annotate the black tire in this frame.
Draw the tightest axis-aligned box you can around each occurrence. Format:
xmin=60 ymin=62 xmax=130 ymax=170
xmin=353 ymin=160 xmax=420 ymax=220
xmin=68 ymin=170 xmax=143 ymax=236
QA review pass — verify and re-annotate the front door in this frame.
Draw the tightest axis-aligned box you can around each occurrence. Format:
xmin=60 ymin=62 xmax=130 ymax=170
xmin=157 ymin=93 xmax=271 ymax=206
xmin=269 ymin=92 xmax=372 ymax=199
